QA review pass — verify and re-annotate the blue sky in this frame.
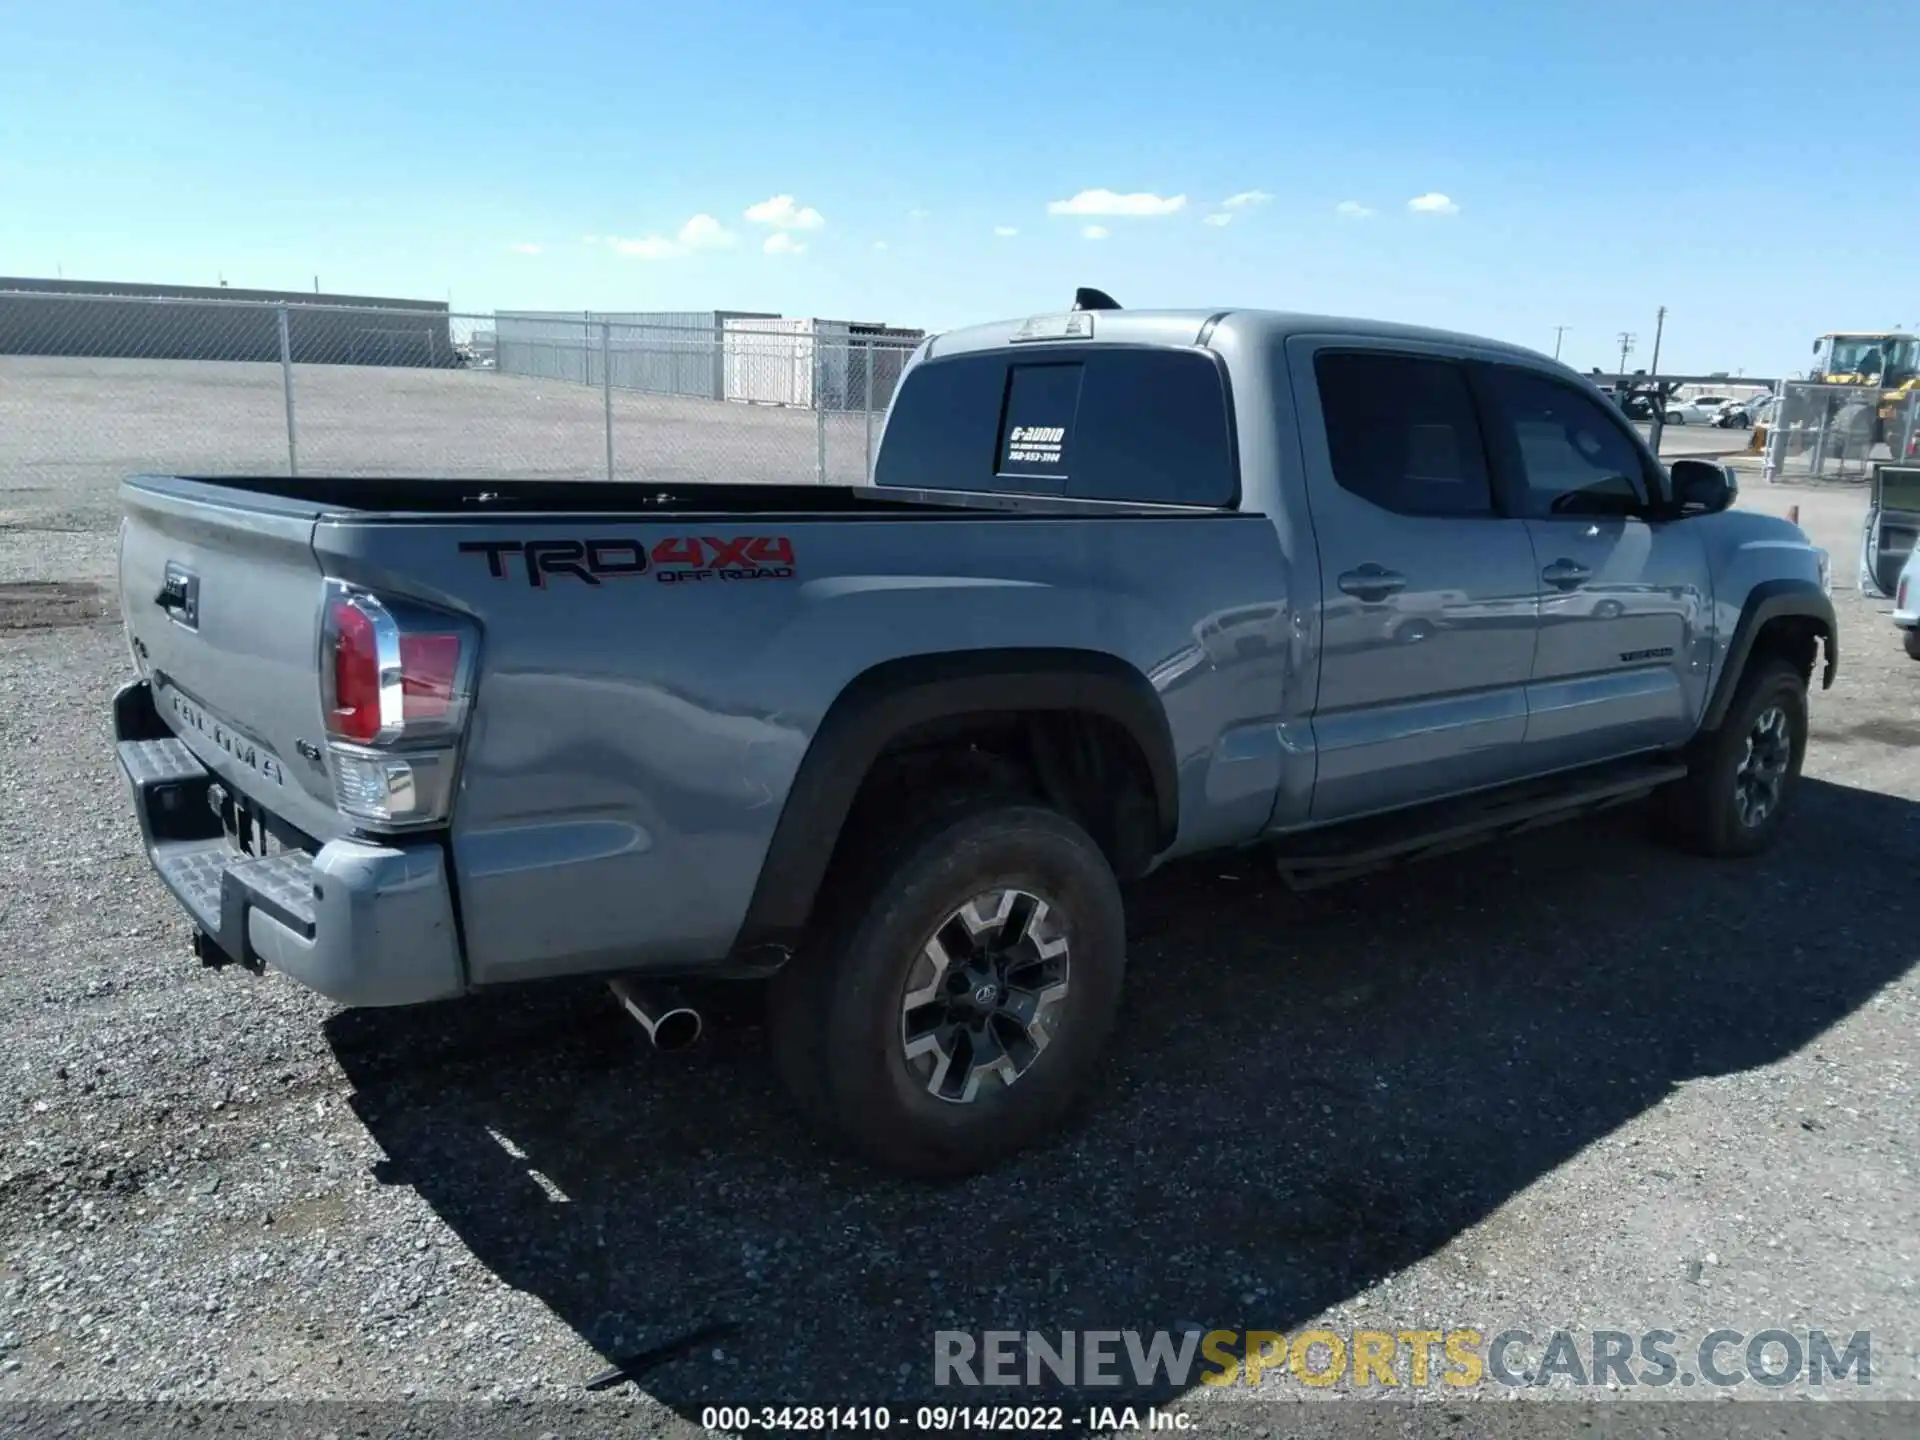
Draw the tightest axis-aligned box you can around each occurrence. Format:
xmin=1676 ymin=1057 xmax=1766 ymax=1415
xmin=5 ymin=0 xmax=1918 ymax=377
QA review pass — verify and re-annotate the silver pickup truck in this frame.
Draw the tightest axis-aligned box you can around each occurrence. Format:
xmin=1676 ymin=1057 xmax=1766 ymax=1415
xmin=113 ymin=299 xmax=1836 ymax=1176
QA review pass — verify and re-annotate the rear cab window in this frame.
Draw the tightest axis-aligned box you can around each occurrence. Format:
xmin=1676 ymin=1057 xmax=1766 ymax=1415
xmin=1313 ymin=350 xmax=1495 ymax=517
xmin=875 ymin=345 xmax=1238 ymax=506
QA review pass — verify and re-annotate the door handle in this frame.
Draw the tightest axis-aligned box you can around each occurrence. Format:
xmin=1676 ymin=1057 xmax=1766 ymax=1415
xmin=1337 ymin=565 xmax=1407 ymax=601
xmin=1541 ymin=559 xmax=1592 ymax=590
xmin=155 ymin=563 xmax=199 ymax=627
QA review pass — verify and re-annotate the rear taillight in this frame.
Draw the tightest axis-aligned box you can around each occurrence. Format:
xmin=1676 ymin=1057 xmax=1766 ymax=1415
xmin=329 ymin=597 xmax=383 ymax=743
xmin=321 ymin=582 xmax=477 ymax=828
xmin=400 ymin=633 xmax=460 ymax=723
xmin=1901 ymin=576 xmax=1911 ymax=610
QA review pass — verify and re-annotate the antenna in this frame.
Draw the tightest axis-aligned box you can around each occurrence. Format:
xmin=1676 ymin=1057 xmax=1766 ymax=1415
xmin=1072 ymin=287 xmax=1121 ymax=312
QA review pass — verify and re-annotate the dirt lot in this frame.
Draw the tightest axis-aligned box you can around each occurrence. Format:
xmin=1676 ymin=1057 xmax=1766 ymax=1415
xmin=0 ymin=384 xmax=1913 ymax=1432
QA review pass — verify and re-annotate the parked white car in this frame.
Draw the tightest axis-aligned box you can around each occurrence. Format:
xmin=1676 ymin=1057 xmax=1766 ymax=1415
xmin=1895 ymin=549 xmax=1920 ymax=661
xmin=1663 ymin=396 xmax=1723 ymax=425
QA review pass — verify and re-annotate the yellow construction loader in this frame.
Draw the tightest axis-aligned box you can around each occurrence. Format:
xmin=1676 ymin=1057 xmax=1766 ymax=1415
xmin=1755 ymin=332 xmax=1920 ymax=456
xmin=1810 ymin=331 xmax=1918 ymax=390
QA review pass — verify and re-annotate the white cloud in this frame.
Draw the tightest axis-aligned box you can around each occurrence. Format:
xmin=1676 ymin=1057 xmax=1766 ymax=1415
xmin=507 ymin=242 xmax=542 ymax=255
xmin=1335 ymin=200 xmax=1376 ymax=219
xmin=1048 ymin=188 xmax=1186 ymax=217
xmin=677 ymin=213 xmax=734 ymax=249
xmin=580 ymin=233 xmax=600 ymax=244
xmin=745 ymin=194 xmax=826 ymax=230
xmin=1407 ymin=192 xmax=1460 ymax=215
xmin=873 ymin=240 xmax=889 ymax=250
xmin=993 ymin=225 xmax=1019 ymax=237
xmin=1220 ymin=190 xmax=1273 ymax=208
xmin=763 ymin=233 xmax=806 ymax=256
xmin=907 ymin=208 xmax=930 ymax=221
xmin=1202 ymin=213 xmax=1233 ymax=228
xmin=609 ymin=213 xmax=736 ymax=260
xmin=1082 ymin=225 xmax=1110 ymax=240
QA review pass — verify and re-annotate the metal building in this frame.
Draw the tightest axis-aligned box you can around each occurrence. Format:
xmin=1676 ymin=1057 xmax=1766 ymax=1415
xmin=721 ymin=317 xmax=924 ymax=411
xmin=495 ymin=309 xmax=924 ymax=410
xmin=494 ymin=309 xmax=778 ymax=399
xmin=0 ymin=276 xmax=455 ymax=366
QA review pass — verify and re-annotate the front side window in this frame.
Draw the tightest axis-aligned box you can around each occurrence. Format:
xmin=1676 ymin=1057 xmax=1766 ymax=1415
xmin=1482 ymin=367 xmax=1650 ymax=519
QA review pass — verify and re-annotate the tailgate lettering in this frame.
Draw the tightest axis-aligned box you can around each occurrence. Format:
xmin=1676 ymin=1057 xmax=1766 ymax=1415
xmin=169 ymin=691 xmax=285 ymax=786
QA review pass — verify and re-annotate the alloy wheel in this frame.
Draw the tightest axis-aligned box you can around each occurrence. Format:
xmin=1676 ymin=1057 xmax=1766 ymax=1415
xmin=899 ymin=888 xmax=1071 ymax=1104
xmin=1733 ymin=704 xmax=1792 ymax=829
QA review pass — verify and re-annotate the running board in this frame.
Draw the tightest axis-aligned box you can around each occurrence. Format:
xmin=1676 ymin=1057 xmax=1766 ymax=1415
xmin=1271 ymin=759 xmax=1688 ymax=892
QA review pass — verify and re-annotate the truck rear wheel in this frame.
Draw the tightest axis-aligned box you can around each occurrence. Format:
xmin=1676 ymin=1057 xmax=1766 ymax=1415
xmin=1660 ymin=657 xmax=1808 ymax=857
xmin=768 ymin=802 xmax=1125 ymax=1178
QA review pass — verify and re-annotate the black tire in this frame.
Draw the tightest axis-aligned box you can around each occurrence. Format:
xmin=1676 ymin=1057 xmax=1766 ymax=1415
xmin=768 ymin=801 xmax=1125 ymax=1178
xmin=1660 ymin=657 xmax=1808 ymax=857
xmin=1904 ymin=628 xmax=1920 ymax=662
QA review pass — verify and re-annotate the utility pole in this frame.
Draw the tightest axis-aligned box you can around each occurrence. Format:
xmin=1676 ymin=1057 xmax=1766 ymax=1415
xmin=1617 ymin=331 xmax=1636 ymax=374
xmin=1552 ymin=325 xmax=1571 ymax=360
xmin=1649 ymin=305 xmax=1667 ymax=376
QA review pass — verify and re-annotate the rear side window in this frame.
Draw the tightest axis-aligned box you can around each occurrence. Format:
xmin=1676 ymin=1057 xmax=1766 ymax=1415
xmin=875 ymin=347 xmax=1237 ymax=506
xmin=1314 ymin=351 xmax=1493 ymax=517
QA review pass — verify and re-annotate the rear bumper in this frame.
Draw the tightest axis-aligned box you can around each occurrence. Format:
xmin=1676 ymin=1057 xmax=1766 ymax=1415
xmin=113 ymin=679 xmax=465 ymax=1007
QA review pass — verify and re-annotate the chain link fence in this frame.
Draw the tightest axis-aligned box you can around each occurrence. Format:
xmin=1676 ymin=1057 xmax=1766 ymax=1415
xmin=0 ymin=290 xmax=921 ymax=507
xmin=1762 ymin=380 xmax=1920 ymax=483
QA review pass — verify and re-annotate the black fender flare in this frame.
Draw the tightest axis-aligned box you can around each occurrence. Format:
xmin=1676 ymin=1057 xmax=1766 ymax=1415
xmin=734 ymin=648 xmax=1177 ymax=955
xmin=1701 ymin=579 xmax=1837 ymax=731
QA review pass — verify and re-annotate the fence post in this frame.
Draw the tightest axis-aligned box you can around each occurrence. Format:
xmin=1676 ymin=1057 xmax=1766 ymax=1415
xmin=863 ymin=341 xmax=876 ymax=482
xmin=276 ymin=305 xmax=299 ymax=477
xmin=602 ymin=320 xmax=615 ymax=482
xmin=1809 ymin=395 xmax=1832 ymax=480
xmin=814 ymin=334 xmax=827 ymax=484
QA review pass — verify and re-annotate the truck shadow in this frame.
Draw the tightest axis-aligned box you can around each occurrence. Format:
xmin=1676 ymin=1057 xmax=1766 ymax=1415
xmin=326 ymin=776 xmax=1917 ymax=1416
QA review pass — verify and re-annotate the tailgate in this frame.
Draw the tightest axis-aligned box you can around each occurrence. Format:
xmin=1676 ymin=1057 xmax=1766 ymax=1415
xmin=119 ymin=477 xmax=346 ymax=842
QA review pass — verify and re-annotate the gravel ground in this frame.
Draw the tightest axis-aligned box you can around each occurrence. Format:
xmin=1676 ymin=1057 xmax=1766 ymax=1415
xmin=0 ymin=355 xmax=884 ymax=561
xmin=0 ymin=455 xmax=1913 ymax=1434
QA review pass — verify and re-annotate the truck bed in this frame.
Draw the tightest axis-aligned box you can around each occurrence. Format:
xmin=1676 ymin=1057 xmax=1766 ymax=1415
xmin=144 ymin=474 xmax=950 ymax=518
xmin=117 ymin=470 xmax=1286 ymax=990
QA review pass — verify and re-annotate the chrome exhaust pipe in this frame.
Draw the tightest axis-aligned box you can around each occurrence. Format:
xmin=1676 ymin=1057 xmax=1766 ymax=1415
xmin=607 ymin=978 xmax=703 ymax=1052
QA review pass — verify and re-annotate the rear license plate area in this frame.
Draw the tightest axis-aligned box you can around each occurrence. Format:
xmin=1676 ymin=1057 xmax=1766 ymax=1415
xmin=210 ymin=782 xmax=286 ymax=859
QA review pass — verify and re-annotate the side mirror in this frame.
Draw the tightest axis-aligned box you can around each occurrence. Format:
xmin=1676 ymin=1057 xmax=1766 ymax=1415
xmin=1670 ymin=457 xmax=1738 ymax=516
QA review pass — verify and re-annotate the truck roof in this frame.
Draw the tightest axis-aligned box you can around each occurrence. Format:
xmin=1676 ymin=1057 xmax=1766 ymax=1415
xmin=925 ymin=307 xmax=1558 ymax=369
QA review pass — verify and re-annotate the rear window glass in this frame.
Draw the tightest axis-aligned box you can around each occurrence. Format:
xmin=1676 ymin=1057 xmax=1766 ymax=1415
xmin=875 ymin=346 xmax=1237 ymax=506
xmin=998 ymin=363 xmax=1081 ymax=480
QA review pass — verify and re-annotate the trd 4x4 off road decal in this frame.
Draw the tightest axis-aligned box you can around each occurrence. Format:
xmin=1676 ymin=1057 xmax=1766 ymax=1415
xmin=459 ymin=536 xmax=795 ymax=587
